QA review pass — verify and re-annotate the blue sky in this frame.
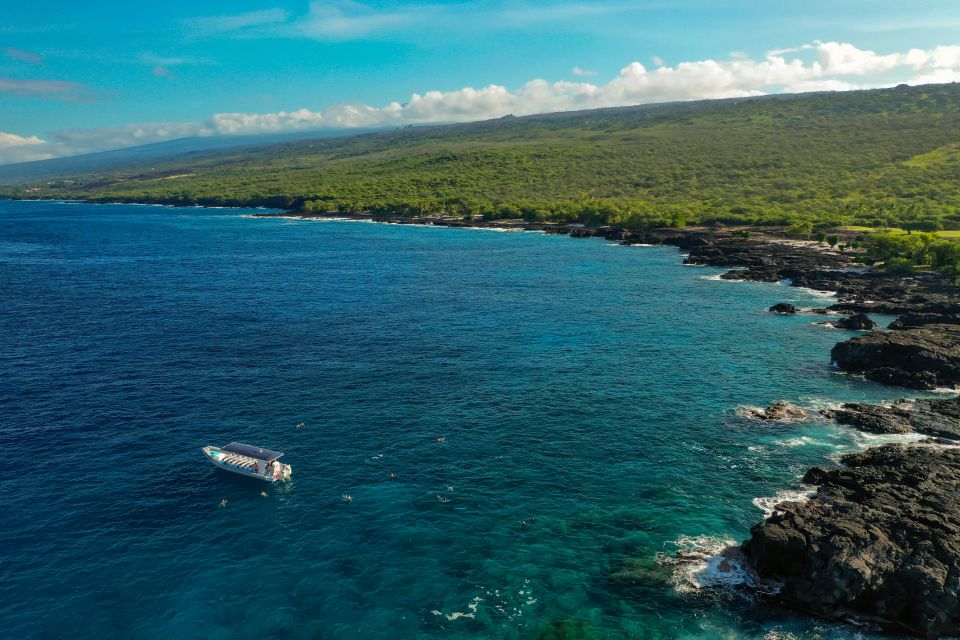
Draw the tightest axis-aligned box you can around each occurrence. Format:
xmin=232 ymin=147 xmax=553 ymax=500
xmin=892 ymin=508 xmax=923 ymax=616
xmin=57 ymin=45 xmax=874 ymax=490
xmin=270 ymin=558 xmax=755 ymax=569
xmin=2 ymin=0 xmax=960 ymax=163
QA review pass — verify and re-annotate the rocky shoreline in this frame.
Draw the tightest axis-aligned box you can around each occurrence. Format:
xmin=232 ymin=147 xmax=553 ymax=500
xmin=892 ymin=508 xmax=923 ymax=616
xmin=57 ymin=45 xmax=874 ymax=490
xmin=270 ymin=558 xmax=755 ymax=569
xmin=743 ymin=443 xmax=960 ymax=637
xmin=265 ymin=211 xmax=960 ymax=636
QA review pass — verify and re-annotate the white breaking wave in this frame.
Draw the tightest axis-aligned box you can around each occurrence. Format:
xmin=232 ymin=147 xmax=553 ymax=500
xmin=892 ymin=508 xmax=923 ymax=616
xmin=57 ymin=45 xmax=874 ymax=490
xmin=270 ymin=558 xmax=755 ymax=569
xmin=772 ymin=436 xmax=827 ymax=448
xmin=733 ymin=404 xmax=809 ymax=423
xmin=661 ymin=535 xmax=774 ymax=596
xmin=853 ymin=431 xmax=927 ymax=446
xmin=752 ymin=489 xmax=815 ymax=519
xmin=799 ymin=287 xmax=838 ymax=299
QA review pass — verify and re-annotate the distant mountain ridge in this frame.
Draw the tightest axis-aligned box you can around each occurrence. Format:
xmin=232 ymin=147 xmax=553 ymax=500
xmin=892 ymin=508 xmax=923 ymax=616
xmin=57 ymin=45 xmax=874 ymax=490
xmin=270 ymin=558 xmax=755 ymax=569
xmin=0 ymin=128 xmax=383 ymax=182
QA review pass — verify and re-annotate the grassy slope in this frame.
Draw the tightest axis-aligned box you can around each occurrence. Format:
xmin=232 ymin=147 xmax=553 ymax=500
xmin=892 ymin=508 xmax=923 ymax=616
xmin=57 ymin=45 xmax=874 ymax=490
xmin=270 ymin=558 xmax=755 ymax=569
xmin=5 ymin=83 xmax=960 ymax=228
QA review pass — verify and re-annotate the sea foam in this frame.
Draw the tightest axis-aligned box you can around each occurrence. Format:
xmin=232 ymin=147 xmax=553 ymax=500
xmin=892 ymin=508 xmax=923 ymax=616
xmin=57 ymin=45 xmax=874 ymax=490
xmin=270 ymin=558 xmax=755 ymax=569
xmin=662 ymin=535 xmax=768 ymax=595
xmin=752 ymin=489 xmax=815 ymax=519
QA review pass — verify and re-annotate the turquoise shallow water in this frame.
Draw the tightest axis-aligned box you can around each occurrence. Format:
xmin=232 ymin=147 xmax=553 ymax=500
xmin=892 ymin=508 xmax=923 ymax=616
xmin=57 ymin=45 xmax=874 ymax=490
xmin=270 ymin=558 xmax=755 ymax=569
xmin=0 ymin=201 xmax=925 ymax=639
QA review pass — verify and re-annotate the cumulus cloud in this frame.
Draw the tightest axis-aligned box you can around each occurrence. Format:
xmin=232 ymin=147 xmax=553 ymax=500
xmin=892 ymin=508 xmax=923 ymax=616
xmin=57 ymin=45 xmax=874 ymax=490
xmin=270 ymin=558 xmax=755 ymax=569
xmin=4 ymin=40 xmax=960 ymax=165
xmin=0 ymin=131 xmax=51 ymax=164
xmin=571 ymin=66 xmax=596 ymax=77
xmin=0 ymin=77 xmax=97 ymax=102
xmin=3 ymin=47 xmax=44 ymax=65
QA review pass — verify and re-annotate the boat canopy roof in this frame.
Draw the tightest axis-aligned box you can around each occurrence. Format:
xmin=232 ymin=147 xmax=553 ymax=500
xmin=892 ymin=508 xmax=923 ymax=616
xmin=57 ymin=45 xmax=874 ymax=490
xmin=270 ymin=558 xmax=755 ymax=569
xmin=221 ymin=442 xmax=284 ymax=461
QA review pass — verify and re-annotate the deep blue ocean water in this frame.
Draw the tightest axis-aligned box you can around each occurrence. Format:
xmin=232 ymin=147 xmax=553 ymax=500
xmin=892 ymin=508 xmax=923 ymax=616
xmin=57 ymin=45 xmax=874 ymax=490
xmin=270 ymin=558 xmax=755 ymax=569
xmin=0 ymin=200 xmax=928 ymax=639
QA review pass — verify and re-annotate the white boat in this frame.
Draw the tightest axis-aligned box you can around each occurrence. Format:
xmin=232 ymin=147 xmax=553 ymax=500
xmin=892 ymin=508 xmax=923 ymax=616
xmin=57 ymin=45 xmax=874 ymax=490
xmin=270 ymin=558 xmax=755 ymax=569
xmin=202 ymin=442 xmax=292 ymax=482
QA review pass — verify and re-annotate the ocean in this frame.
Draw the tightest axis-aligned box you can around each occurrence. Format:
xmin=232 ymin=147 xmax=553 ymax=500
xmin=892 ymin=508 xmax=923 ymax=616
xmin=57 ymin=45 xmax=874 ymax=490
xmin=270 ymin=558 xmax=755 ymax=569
xmin=0 ymin=200 xmax=922 ymax=639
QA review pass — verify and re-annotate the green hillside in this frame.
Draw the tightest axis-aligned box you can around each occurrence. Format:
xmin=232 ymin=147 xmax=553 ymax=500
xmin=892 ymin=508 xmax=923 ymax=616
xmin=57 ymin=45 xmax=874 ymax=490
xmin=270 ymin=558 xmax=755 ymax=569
xmin=5 ymin=83 xmax=960 ymax=229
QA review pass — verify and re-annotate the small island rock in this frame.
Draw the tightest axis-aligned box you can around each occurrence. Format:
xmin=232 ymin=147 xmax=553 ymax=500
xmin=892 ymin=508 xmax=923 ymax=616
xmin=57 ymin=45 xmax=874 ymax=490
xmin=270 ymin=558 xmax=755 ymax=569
xmin=746 ymin=401 xmax=807 ymax=421
xmin=769 ymin=303 xmax=797 ymax=314
xmin=832 ymin=312 xmax=876 ymax=330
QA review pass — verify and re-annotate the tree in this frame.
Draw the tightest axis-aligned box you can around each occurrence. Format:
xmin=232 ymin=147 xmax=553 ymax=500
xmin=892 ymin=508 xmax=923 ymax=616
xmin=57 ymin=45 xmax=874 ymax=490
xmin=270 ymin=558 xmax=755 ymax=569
xmin=815 ymin=231 xmax=827 ymax=244
xmin=787 ymin=221 xmax=814 ymax=238
xmin=826 ymin=235 xmax=840 ymax=248
xmin=885 ymin=257 xmax=915 ymax=274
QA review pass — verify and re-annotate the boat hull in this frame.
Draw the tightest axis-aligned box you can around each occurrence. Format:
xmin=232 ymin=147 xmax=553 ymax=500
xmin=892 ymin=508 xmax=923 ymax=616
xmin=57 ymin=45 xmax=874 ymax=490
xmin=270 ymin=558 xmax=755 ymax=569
xmin=202 ymin=446 xmax=290 ymax=482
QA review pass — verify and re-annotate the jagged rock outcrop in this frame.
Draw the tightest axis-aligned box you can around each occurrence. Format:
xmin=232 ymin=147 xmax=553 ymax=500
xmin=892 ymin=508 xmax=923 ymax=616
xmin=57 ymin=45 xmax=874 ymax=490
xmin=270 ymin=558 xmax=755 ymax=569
xmin=745 ymin=401 xmax=807 ymax=421
xmin=832 ymin=312 xmax=876 ymax=330
xmin=822 ymin=395 xmax=960 ymax=439
xmin=744 ymin=445 xmax=960 ymax=637
xmin=890 ymin=313 xmax=960 ymax=329
xmin=831 ymin=324 xmax=960 ymax=389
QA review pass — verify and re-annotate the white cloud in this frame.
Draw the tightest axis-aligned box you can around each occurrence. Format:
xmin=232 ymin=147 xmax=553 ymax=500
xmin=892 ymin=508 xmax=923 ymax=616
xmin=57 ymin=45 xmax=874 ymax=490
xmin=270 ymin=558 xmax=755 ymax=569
xmin=0 ymin=131 xmax=51 ymax=164
xmin=185 ymin=1 xmax=650 ymax=41
xmin=4 ymin=40 xmax=960 ymax=166
xmin=292 ymin=1 xmax=415 ymax=39
xmin=571 ymin=66 xmax=596 ymax=77
xmin=187 ymin=2 xmax=416 ymax=40
xmin=186 ymin=8 xmax=290 ymax=36
xmin=815 ymin=41 xmax=902 ymax=75
xmin=497 ymin=2 xmax=622 ymax=26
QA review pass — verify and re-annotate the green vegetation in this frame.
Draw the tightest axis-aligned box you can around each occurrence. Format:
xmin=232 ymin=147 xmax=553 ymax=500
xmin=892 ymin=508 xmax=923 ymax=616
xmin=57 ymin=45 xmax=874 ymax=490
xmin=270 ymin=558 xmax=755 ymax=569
xmin=863 ymin=231 xmax=960 ymax=273
xmin=5 ymin=83 xmax=960 ymax=231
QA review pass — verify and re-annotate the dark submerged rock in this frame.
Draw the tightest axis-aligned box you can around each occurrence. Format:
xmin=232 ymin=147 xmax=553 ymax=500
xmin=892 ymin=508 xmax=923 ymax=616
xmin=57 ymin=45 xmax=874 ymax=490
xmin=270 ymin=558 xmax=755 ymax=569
xmin=743 ymin=445 xmax=960 ymax=637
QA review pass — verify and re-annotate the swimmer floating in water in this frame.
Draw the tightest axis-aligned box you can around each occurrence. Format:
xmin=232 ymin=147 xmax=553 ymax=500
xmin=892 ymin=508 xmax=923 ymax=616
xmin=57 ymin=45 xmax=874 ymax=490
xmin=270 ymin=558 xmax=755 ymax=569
xmin=435 ymin=437 xmax=445 ymax=443
xmin=219 ymin=499 xmax=228 ymax=508
xmin=436 ymin=495 xmax=450 ymax=503
xmin=260 ymin=490 xmax=267 ymax=497
xmin=371 ymin=453 xmax=383 ymax=460
xmin=294 ymin=422 xmax=305 ymax=429
xmin=342 ymin=494 xmax=353 ymax=504
xmin=388 ymin=472 xmax=397 ymax=480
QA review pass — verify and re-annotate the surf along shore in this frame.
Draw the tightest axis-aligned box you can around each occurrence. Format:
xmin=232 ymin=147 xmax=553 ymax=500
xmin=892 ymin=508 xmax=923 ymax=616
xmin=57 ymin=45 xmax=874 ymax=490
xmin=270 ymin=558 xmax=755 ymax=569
xmin=259 ymin=210 xmax=960 ymax=637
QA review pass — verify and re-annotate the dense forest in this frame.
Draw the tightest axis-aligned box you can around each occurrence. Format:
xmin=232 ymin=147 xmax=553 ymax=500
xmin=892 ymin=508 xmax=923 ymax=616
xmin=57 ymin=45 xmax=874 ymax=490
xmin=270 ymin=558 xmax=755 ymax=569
xmin=4 ymin=83 xmax=960 ymax=232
